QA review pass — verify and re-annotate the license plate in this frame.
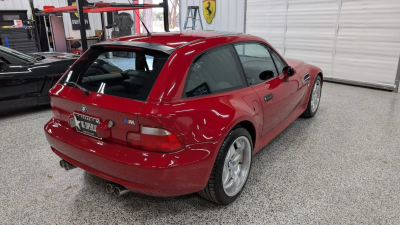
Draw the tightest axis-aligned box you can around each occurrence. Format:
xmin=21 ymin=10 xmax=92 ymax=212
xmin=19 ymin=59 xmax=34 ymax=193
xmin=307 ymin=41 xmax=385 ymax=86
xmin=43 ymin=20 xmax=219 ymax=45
xmin=73 ymin=112 xmax=101 ymax=139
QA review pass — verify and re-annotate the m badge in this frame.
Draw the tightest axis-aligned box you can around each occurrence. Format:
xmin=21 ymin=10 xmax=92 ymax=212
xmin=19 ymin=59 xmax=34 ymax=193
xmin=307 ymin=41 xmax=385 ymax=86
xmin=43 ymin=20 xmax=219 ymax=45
xmin=202 ymin=0 xmax=216 ymax=24
xmin=124 ymin=119 xmax=135 ymax=125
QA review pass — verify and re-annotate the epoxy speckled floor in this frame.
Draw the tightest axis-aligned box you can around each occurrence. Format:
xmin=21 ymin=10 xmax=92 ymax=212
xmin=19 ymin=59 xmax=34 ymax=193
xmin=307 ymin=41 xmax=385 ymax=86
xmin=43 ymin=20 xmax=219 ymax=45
xmin=1 ymin=82 xmax=400 ymax=224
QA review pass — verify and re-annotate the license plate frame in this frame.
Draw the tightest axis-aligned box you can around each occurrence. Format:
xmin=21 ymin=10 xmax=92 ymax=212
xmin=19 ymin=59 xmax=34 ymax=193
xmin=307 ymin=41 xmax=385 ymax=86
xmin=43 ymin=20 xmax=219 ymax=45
xmin=73 ymin=112 xmax=102 ymax=139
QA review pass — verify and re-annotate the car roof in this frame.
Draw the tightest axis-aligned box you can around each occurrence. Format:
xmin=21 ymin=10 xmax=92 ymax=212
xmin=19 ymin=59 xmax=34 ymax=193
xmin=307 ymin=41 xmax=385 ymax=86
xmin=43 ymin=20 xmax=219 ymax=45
xmin=94 ymin=30 xmax=246 ymax=54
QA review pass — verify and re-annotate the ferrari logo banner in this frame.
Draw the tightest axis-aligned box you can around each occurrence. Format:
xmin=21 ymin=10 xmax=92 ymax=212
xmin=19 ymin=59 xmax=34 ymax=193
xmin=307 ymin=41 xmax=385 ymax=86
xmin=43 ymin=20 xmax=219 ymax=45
xmin=203 ymin=0 xmax=216 ymax=24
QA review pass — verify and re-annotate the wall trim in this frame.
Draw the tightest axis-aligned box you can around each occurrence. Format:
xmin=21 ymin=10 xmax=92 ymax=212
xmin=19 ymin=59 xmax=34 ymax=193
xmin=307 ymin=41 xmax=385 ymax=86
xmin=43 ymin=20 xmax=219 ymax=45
xmin=283 ymin=0 xmax=289 ymax=56
xmin=324 ymin=77 xmax=396 ymax=92
xmin=330 ymin=0 xmax=342 ymax=79
xmin=395 ymin=56 xmax=400 ymax=93
xmin=243 ymin=0 xmax=247 ymax=33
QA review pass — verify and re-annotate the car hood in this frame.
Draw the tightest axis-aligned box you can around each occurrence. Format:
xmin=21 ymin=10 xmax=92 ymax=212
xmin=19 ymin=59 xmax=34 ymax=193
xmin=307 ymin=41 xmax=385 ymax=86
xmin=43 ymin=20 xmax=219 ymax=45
xmin=284 ymin=58 xmax=305 ymax=68
xmin=28 ymin=52 xmax=79 ymax=63
xmin=285 ymin=58 xmax=308 ymax=75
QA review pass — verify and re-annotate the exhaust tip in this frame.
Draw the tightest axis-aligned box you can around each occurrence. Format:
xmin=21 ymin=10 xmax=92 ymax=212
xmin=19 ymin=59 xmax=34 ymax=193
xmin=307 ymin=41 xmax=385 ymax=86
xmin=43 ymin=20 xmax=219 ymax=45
xmin=59 ymin=160 xmax=77 ymax=171
xmin=59 ymin=160 xmax=65 ymax=168
xmin=113 ymin=186 xmax=129 ymax=197
xmin=106 ymin=183 xmax=115 ymax=194
xmin=64 ymin=163 xmax=70 ymax=170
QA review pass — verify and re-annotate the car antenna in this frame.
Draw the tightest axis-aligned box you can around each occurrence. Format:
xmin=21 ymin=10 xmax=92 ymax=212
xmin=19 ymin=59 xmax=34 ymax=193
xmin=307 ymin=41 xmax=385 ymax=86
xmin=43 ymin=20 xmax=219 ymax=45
xmin=128 ymin=0 xmax=152 ymax=37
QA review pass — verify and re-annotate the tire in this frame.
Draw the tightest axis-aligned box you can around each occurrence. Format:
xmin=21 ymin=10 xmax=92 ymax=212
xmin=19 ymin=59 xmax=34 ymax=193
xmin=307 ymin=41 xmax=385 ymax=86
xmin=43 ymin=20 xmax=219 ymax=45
xmin=301 ymin=75 xmax=322 ymax=118
xmin=198 ymin=126 xmax=253 ymax=205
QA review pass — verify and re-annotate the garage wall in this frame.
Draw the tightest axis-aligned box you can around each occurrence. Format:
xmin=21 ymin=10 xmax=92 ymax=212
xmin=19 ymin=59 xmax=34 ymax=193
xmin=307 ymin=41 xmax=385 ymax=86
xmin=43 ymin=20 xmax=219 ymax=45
xmin=0 ymin=0 xmax=103 ymax=38
xmin=245 ymin=1 xmax=286 ymax=53
xmin=285 ymin=0 xmax=338 ymax=81
xmin=246 ymin=0 xmax=400 ymax=91
xmin=180 ymin=0 xmax=245 ymax=32
xmin=333 ymin=0 xmax=400 ymax=89
xmin=0 ymin=0 xmax=161 ymax=39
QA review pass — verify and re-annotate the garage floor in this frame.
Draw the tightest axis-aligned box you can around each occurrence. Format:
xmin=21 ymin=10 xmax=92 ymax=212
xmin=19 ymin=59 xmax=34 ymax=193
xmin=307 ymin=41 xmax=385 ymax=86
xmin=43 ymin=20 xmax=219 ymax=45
xmin=1 ymin=82 xmax=400 ymax=224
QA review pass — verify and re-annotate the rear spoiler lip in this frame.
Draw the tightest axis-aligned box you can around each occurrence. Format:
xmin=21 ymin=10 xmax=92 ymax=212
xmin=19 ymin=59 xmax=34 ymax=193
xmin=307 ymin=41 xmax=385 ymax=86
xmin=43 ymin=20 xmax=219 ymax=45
xmin=92 ymin=41 xmax=176 ymax=55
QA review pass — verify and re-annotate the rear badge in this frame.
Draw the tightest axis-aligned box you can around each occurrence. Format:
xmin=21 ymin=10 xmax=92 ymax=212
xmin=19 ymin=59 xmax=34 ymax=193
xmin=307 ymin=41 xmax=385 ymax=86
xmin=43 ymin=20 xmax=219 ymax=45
xmin=81 ymin=104 xmax=88 ymax=113
xmin=124 ymin=119 xmax=135 ymax=125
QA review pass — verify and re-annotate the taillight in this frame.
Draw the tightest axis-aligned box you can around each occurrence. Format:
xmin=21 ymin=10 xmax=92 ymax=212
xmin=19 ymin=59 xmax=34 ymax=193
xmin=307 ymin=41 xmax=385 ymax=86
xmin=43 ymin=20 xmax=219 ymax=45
xmin=127 ymin=126 xmax=184 ymax=152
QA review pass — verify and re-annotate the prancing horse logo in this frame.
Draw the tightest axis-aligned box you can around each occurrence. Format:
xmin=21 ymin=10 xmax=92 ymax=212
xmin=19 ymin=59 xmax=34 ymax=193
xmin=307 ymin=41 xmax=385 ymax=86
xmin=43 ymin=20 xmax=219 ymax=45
xmin=202 ymin=0 xmax=216 ymax=24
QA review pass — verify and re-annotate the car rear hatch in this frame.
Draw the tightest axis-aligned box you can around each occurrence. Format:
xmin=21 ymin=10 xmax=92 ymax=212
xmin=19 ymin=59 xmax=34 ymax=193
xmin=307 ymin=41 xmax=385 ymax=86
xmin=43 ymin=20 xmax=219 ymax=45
xmin=49 ymin=42 xmax=174 ymax=145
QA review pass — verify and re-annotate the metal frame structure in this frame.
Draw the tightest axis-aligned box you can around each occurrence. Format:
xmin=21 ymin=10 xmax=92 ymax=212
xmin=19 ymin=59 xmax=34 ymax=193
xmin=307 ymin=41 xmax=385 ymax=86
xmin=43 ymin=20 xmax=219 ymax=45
xmin=42 ymin=0 xmax=169 ymax=51
xmin=183 ymin=6 xmax=203 ymax=30
xmin=29 ymin=0 xmax=41 ymax=51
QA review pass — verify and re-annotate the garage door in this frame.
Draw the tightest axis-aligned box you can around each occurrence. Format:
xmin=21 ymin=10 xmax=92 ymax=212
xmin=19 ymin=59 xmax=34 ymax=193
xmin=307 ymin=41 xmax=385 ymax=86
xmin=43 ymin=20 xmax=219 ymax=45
xmin=246 ymin=0 xmax=400 ymax=91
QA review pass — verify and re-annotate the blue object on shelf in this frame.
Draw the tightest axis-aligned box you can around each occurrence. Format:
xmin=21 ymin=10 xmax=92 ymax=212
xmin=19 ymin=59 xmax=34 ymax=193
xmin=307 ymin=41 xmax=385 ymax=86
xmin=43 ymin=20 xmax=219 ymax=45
xmin=5 ymin=37 xmax=9 ymax=47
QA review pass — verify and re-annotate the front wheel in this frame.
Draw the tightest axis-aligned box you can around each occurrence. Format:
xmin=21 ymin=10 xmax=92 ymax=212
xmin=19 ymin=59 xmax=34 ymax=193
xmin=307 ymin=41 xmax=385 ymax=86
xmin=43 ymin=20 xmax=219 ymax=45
xmin=198 ymin=127 xmax=253 ymax=205
xmin=302 ymin=76 xmax=322 ymax=118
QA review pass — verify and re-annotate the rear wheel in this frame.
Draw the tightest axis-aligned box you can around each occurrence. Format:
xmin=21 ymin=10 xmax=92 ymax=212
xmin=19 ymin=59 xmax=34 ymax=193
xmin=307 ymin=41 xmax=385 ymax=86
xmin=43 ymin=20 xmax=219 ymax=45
xmin=302 ymin=76 xmax=322 ymax=118
xmin=198 ymin=126 xmax=252 ymax=205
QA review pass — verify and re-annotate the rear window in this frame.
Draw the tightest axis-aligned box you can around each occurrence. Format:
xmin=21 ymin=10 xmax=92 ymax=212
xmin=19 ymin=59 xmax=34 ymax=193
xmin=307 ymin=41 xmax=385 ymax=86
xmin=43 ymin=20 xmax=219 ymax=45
xmin=59 ymin=47 xmax=169 ymax=101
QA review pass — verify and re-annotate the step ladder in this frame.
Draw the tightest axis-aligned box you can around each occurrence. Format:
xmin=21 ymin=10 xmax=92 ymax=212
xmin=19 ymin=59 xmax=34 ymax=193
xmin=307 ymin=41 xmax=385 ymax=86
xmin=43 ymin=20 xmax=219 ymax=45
xmin=183 ymin=6 xmax=204 ymax=30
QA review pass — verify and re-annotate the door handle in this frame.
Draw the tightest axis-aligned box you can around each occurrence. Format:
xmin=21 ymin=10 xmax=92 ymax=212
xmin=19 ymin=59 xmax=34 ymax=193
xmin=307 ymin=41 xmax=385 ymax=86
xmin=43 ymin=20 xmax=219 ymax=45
xmin=264 ymin=94 xmax=273 ymax=102
xmin=302 ymin=74 xmax=310 ymax=82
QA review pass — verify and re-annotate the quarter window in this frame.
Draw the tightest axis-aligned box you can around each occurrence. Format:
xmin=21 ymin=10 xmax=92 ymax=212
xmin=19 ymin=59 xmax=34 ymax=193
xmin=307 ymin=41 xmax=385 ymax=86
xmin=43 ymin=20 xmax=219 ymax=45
xmin=234 ymin=43 xmax=278 ymax=85
xmin=269 ymin=48 xmax=286 ymax=75
xmin=184 ymin=46 xmax=245 ymax=98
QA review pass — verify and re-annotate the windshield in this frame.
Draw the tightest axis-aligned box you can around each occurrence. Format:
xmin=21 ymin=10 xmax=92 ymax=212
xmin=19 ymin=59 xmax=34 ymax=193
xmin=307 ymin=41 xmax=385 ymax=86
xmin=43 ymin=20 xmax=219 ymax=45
xmin=59 ymin=47 xmax=170 ymax=101
xmin=0 ymin=45 xmax=36 ymax=63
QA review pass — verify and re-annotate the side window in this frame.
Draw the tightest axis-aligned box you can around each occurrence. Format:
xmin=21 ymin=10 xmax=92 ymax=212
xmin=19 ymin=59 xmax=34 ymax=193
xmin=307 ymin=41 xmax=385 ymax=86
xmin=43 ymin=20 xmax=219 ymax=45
xmin=184 ymin=46 xmax=245 ymax=98
xmin=269 ymin=48 xmax=286 ymax=75
xmin=234 ymin=43 xmax=278 ymax=85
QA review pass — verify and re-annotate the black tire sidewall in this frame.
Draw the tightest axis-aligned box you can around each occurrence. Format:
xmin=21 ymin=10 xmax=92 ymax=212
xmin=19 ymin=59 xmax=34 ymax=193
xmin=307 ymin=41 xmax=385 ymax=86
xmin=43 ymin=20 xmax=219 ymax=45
xmin=213 ymin=127 xmax=253 ymax=204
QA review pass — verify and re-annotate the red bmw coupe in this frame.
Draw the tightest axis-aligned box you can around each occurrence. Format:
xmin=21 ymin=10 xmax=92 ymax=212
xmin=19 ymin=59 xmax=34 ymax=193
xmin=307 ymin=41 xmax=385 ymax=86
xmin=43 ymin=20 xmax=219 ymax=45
xmin=44 ymin=31 xmax=323 ymax=205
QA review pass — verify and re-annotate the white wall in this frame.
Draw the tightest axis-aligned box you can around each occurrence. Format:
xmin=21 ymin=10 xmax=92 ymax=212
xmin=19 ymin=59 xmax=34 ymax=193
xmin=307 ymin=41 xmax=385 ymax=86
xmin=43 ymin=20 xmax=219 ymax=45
xmin=246 ymin=0 xmax=400 ymax=90
xmin=180 ymin=0 xmax=245 ymax=32
xmin=245 ymin=0 xmax=286 ymax=53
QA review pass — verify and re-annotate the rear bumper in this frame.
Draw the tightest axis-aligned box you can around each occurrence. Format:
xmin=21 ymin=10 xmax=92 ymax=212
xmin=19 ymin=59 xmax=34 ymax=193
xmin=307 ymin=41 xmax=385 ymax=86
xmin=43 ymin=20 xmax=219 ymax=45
xmin=44 ymin=118 xmax=220 ymax=197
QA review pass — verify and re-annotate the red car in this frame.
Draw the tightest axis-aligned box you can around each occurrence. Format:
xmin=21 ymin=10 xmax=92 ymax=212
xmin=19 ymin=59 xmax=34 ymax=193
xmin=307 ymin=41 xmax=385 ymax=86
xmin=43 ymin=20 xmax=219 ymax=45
xmin=44 ymin=31 xmax=322 ymax=205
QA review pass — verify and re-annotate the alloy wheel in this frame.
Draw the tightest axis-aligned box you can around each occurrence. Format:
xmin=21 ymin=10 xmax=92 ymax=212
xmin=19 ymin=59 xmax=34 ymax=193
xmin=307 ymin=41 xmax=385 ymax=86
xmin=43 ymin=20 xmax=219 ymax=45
xmin=222 ymin=136 xmax=252 ymax=197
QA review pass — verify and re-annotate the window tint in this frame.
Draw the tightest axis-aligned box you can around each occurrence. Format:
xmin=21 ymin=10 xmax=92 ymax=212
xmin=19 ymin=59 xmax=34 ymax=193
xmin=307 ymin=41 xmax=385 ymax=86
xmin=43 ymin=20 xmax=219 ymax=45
xmin=184 ymin=46 xmax=245 ymax=98
xmin=269 ymin=48 xmax=286 ymax=75
xmin=59 ymin=49 xmax=169 ymax=101
xmin=234 ymin=43 xmax=278 ymax=85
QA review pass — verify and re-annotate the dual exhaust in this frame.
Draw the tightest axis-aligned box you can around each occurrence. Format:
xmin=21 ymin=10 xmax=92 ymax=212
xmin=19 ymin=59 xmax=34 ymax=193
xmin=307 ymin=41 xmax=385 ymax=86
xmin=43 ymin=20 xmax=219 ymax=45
xmin=59 ymin=160 xmax=77 ymax=171
xmin=106 ymin=183 xmax=130 ymax=197
xmin=59 ymin=159 xmax=129 ymax=197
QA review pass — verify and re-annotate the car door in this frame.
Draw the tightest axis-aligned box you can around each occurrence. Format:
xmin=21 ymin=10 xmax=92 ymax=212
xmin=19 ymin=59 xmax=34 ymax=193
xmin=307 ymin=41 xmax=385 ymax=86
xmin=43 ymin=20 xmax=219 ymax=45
xmin=233 ymin=42 xmax=303 ymax=136
xmin=0 ymin=53 xmax=38 ymax=108
xmin=179 ymin=44 xmax=262 ymax=143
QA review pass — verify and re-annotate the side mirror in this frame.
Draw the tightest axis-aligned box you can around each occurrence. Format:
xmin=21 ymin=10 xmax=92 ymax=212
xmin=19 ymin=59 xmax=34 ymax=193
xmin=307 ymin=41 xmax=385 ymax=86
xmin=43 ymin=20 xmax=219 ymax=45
xmin=283 ymin=66 xmax=295 ymax=77
xmin=259 ymin=70 xmax=275 ymax=81
xmin=0 ymin=60 xmax=9 ymax=71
